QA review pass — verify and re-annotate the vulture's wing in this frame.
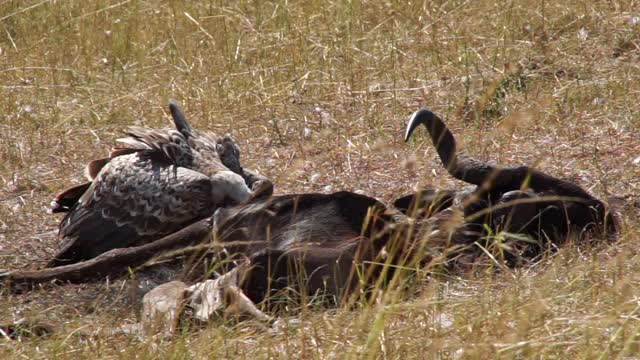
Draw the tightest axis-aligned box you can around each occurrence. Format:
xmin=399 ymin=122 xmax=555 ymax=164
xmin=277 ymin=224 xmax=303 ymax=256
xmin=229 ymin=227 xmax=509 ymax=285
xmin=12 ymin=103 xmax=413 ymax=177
xmin=50 ymin=157 xmax=112 ymax=213
xmin=119 ymin=127 xmax=195 ymax=167
xmin=48 ymin=154 xmax=216 ymax=267
xmin=48 ymin=102 xmax=255 ymax=267
xmin=50 ymin=182 xmax=92 ymax=213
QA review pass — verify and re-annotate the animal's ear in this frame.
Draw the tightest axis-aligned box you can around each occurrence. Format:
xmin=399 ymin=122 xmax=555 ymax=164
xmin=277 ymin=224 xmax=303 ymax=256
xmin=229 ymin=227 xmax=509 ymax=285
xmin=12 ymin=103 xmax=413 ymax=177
xmin=392 ymin=189 xmax=455 ymax=217
xmin=491 ymin=190 xmax=539 ymax=233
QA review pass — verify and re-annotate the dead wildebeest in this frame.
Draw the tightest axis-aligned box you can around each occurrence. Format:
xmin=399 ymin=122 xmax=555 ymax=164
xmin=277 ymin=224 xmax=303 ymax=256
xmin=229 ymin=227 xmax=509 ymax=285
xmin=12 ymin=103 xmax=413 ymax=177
xmin=1 ymin=190 xmax=409 ymax=341
xmin=1 ymin=188 xmax=408 ymax=338
xmin=3 ymin=108 xmax=617 ymax=289
xmin=2 ymin=190 xmax=402 ymax=303
xmin=47 ymin=101 xmax=271 ymax=267
xmin=0 ymin=107 xmax=617 ymax=336
xmin=395 ymin=108 xmax=617 ymax=265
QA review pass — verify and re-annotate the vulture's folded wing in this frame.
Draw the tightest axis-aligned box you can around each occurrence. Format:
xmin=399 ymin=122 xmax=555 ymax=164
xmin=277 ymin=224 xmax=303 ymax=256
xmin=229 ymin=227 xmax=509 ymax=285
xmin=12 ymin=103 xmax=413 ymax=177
xmin=48 ymin=155 xmax=215 ymax=267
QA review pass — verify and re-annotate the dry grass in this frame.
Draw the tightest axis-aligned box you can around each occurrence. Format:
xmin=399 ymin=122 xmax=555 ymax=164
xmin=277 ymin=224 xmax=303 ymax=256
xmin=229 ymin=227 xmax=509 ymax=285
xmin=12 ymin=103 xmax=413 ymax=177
xmin=1 ymin=0 xmax=639 ymax=358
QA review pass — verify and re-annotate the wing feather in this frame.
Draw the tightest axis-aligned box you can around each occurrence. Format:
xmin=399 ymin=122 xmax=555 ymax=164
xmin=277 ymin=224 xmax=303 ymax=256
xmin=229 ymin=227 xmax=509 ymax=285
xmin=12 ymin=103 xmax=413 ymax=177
xmin=50 ymin=182 xmax=92 ymax=213
xmin=49 ymin=153 xmax=217 ymax=266
xmin=48 ymin=104 xmax=256 ymax=267
xmin=85 ymin=157 xmax=111 ymax=180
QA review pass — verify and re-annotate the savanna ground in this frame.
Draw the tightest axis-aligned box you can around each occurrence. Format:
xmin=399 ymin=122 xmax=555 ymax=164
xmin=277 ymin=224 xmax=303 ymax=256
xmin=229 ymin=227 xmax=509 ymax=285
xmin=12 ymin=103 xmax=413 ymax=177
xmin=1 ymin=0 xmax=639 ymax=358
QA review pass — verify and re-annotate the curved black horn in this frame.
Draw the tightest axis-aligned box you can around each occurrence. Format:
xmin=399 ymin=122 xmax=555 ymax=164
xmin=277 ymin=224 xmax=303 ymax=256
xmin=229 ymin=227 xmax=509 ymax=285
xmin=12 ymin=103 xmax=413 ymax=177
xmin=168 ymin=100 xmax=193 ymax=136
xmin=404 ymin=108 xmax=606 ymax=199
xmin=404 ymin=108 xmax=493 ymax=185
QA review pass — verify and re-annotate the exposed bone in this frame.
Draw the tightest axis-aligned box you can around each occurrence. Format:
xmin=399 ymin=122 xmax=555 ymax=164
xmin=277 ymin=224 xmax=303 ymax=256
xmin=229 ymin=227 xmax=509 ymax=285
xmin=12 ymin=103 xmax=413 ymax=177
xmin=107 ymin=267 xmax=269 ymax=340
xmin=90 ymin=281 xmax=187 ymax=340
xmin=140 ymin=280 xmax=188 ymax=337
xmin=186 ymin=262 xmax=271 ymax=323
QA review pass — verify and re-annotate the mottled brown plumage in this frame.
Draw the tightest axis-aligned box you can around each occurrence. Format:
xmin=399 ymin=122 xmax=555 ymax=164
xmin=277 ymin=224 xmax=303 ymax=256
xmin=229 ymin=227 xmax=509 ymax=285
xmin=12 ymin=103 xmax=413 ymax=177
xmin=48 ymin=101 xmax=262 ymax=267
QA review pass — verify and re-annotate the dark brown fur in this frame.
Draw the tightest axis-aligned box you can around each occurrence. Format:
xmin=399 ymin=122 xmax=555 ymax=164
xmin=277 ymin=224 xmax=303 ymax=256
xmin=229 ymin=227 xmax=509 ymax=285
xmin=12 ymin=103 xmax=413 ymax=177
xmin=3 ymin=191 xmax=399 ymax=306
xmin=211 ymin=191 xmax=396 ymax=304
xmin=401 ymin=108 xmax=616 ymax=263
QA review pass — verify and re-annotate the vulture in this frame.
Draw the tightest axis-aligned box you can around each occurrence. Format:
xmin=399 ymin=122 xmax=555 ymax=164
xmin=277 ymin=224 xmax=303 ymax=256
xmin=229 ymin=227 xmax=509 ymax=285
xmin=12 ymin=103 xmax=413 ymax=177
xmin=48 ymin=101 xmax=269 ymax=267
